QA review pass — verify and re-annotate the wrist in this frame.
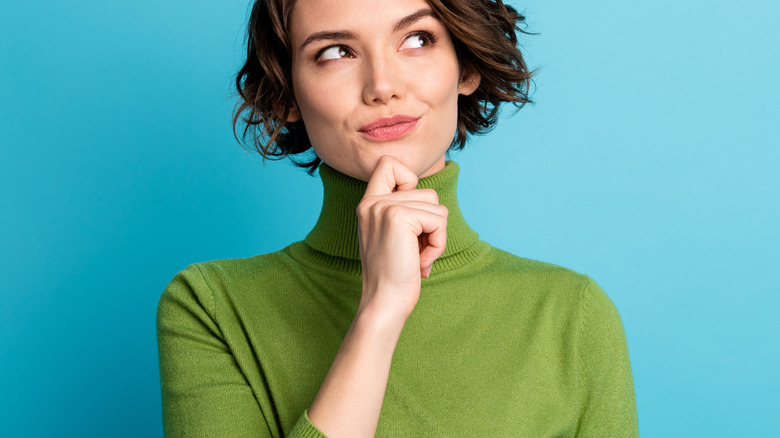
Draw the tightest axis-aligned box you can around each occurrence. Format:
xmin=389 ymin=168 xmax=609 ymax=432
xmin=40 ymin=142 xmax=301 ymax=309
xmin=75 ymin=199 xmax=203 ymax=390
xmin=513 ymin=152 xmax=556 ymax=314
xmin=353 ymin=302 xmax=408 ymax=344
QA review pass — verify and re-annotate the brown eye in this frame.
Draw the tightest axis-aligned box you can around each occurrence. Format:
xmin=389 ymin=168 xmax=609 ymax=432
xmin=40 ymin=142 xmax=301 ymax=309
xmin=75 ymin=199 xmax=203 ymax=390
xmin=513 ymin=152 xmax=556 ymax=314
xmin=319 ymin=45 xmax=354 ymax=61
xmin=400 ymin=32 xmax=435 ymax=50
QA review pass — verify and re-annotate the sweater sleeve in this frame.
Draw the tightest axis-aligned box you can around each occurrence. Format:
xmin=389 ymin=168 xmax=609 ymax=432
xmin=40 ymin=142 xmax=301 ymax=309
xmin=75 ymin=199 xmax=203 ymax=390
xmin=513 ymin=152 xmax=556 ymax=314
xmin=575 ymin=278 xmax=639 ymax=437
xmin=156 ymin=264 xmax=326 ymax=438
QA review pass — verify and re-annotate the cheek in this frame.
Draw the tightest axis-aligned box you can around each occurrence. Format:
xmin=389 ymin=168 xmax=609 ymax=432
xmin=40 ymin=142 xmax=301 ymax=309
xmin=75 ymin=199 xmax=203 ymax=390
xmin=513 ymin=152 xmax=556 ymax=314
xmin=295 ymin=84 xmax=332 ymax=124
xmin=415 ymin=58 xmax=462 ymax=108
xmin=296 ymin=78 xmax=358 ymax=135
xmin=418 ymin=60 xmax=462 ymax=144
xmin=292 ymin=77 xmax=353 ymax=160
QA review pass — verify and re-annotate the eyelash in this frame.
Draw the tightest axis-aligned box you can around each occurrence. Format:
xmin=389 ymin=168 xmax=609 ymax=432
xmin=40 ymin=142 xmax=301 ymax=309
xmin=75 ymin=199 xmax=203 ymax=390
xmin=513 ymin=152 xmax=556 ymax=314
xmin=405 ymin=30 xmax=438 ymax=49
xmin=313 ymin=30 xmax=438 ymax=62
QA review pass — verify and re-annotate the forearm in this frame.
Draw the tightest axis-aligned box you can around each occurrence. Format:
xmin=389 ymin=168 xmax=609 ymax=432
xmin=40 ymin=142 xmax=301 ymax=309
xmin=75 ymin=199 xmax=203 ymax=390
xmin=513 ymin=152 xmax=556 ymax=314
xmin=306 ymin=157 xmax=446 ymax=437
xmin=307 ymin=304 xmax=406 ymax=438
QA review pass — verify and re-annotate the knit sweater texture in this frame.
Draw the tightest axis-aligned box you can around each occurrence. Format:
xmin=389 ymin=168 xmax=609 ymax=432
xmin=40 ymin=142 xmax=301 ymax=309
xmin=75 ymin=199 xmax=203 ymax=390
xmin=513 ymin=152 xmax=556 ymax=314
xmin=156 ymin=161 xmax=638 ymax=437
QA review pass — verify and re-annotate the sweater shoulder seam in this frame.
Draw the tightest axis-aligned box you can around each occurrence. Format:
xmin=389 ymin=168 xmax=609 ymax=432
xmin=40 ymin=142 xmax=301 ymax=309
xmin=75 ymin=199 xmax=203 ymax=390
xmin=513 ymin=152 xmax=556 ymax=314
xmin=190 ymin=262 xmax=219 ymax=322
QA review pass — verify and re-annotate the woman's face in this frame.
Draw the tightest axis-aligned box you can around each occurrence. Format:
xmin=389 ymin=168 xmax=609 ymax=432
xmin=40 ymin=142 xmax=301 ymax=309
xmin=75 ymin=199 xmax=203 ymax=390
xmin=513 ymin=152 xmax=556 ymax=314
xmin=288 ymin=0 xmax=479 ymax=181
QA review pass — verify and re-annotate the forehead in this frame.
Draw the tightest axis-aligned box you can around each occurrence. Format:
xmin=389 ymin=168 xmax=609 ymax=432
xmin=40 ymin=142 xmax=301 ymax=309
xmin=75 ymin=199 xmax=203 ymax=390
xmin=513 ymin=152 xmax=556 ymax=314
xmin=288 ymin=0 xmax=435 ymax=39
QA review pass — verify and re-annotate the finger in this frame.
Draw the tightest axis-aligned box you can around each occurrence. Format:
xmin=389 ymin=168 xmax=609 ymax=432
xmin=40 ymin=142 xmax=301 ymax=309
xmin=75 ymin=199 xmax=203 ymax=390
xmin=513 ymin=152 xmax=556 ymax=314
xmin=357 ymin=189 xmax=440 ymax=215
xmin=416 ymin=214 xmax=448 ymax=274
xmin=370 ymin=200 xmax=448 ymax=218
xmin=378 ymin=188 xmax=439 ymax=205
xmin=364 ymin=156 xmax=418 ymax=198
xmin=418 ymin=233 xmax=428 ymax=253
xmin=419 ymin=231 xmax=446 ymax=270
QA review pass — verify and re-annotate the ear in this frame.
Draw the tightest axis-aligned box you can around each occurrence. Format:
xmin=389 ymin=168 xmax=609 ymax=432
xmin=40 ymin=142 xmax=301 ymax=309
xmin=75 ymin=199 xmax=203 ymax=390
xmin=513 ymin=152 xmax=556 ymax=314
xmin=458 ymin=71 xmax=481 ymax=96
xmin=286 ymin=102 xmax=302 ymax=122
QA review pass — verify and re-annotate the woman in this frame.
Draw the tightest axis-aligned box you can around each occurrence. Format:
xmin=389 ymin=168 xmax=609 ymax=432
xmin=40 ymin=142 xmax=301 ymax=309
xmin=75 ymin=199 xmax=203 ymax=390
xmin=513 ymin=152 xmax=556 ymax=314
xmin=157 ymin=0 xmax=638 ymax=436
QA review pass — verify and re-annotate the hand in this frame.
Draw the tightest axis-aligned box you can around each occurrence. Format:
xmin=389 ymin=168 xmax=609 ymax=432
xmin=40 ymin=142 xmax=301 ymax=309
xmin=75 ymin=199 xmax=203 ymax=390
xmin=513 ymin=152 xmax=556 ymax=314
xmin=356 ymin=156 xmax=449 ymax=321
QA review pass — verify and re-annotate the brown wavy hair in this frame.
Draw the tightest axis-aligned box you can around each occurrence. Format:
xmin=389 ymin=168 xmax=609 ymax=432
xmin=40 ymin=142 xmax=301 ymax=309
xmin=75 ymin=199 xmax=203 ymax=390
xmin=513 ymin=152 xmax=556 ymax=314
xmin=233 ymin=0 xmax=535 ymax=174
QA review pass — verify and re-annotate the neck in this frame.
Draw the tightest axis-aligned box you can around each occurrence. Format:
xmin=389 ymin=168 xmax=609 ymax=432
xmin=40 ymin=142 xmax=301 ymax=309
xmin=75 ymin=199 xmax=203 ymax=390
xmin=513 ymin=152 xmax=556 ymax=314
xmin=304 ymin=161 xmax=480 ymax=266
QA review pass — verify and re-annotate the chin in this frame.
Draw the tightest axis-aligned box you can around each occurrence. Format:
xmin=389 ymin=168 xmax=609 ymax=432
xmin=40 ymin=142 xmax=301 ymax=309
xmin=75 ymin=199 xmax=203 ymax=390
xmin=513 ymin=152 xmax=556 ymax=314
xmin=319 ymin=142 xmax=447 ymax=182
xmin=413 ymin=155 xmax=448 ymax=178
xmin=367 ymin=154 xmax=440 ymax=179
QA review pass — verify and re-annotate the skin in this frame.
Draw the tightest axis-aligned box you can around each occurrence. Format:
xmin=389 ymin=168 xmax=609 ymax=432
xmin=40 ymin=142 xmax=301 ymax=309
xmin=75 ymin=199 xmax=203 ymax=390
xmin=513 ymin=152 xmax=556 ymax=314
xmin=288 ymin=0 xmax=479 ymax=181
xmin=287 ymin=0 xmax=480 ymax=435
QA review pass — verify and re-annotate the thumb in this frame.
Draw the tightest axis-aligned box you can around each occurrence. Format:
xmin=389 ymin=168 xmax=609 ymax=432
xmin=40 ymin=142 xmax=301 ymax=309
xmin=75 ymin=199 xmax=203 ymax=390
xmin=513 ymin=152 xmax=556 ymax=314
xmin=363 ymin=156 xmax=418 ymax=198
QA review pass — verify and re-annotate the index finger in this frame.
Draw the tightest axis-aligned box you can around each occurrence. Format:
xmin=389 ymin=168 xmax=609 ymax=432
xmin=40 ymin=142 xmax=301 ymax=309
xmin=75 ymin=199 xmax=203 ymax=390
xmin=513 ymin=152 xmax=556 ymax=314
xmin=363 ymin=156 xmax=418 ymax=198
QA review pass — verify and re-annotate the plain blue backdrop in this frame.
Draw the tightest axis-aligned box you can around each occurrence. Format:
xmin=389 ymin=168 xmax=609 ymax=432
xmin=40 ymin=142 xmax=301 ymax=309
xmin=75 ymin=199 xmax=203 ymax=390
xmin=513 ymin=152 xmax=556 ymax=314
xmin=2 ymin=0 xmax=778 ymax=436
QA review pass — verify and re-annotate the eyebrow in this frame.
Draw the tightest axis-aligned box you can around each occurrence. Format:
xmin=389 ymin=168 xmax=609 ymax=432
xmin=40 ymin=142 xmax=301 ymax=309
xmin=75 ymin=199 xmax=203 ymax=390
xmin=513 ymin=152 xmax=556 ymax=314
xmin=392 ymin=8 xmax=438 ymax=32
xmin=299 ymin=31 xmax=356 ymax=51
xmin=299 ymin=8 xmax=439 ymax=51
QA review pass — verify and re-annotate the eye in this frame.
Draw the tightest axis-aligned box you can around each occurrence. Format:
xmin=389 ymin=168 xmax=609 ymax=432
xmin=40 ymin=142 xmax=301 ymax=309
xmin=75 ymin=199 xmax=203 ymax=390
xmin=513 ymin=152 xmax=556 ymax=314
xmin=399 ymin=32 xmax=436 ymax=50
xmin=317 ymin=45 xmax=354 ymax=61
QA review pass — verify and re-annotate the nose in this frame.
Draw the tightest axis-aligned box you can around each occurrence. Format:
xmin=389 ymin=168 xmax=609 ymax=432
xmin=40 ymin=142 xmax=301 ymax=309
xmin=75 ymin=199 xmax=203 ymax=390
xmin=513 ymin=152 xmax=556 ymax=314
xmin=362 ymin=54 xmax=402 ymax=105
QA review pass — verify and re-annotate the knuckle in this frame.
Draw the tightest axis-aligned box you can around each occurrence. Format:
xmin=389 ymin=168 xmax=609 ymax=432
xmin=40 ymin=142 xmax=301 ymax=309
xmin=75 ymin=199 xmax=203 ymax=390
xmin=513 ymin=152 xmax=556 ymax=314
xmin=357 ymin=198 xmax=371 ymax=210
xmin=385 ymin=204 xmax=405 ymax=220
xmin=356 ymin=199 xmax=369 ymax=215
xmin=420 ymin=188 xmax=439 ymax=203
xmin=357 ymin=199 xmax=377 ymax=219
xmin=377 ymin=155 xmax=395 ymax=167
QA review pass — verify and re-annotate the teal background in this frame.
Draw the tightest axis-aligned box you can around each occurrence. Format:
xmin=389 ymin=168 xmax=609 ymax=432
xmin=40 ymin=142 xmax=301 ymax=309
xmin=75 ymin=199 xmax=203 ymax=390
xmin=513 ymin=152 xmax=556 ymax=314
xmin=1 ymin=0 xmax=778 ymax=436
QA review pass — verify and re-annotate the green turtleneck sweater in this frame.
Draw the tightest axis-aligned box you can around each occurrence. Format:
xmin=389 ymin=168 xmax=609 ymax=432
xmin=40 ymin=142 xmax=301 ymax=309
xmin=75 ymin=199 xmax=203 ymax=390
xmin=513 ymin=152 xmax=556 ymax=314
xmin=156 ymin=161 xmax=638 ymax=437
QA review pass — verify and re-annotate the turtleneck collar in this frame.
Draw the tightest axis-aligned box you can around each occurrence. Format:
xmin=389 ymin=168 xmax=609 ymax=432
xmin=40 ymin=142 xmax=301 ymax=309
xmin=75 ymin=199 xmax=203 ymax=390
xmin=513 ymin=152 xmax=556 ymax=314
xmin=304 ymin=161 xmax=484 ymax=273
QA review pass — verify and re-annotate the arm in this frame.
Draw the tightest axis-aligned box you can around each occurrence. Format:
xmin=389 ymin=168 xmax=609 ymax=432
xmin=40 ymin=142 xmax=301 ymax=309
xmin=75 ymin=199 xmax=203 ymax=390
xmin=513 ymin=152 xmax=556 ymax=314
xmin=158 ymin=265 xmax=331 ymax=438
xmin=575 ymin=278 xmax=639 ymax=437
xmin=157 ymin=156 xmax=446 ymax=438
xmin=156 ymin=265 xmax=275 ymax=437
xmin=307 ymin=156 xmax=448 ymax=437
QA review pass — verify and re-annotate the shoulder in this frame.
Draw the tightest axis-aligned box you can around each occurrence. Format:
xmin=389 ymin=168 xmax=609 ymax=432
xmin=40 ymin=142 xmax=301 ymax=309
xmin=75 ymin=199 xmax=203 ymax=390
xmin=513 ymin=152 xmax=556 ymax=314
xmin=184 ymin=250 xmax=292 ymax=286
xmin=484 ymin=245 xmax=630 ymax=355
xmin=490 ymin=247 xmax=585 ymax=279
xmin=157 ymin=246 xmax=300 ymax=320
xmin=476 ymin=245 xmax=622 ymax=318
xmin=483 ymin=246 xmax=590 ymax=295
xmin=172 ymin=243 xmax=305 ymax=286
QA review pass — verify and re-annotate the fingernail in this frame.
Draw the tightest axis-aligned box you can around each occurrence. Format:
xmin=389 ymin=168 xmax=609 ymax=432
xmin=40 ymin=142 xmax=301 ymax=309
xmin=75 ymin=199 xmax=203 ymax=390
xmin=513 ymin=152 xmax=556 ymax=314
xmin=423 ymin=265 xmax=432 ymax=278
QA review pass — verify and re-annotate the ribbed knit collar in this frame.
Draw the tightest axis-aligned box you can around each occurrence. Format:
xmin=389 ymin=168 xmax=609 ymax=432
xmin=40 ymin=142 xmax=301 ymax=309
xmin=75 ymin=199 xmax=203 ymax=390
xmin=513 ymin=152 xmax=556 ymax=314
xmin=304 ymin=161 xmax=482 ymax=270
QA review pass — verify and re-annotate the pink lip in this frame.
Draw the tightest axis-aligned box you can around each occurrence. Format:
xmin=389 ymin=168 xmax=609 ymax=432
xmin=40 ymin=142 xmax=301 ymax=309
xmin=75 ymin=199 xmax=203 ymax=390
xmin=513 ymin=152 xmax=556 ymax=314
xmin=359 ymin=115 xmax=420 ymax=141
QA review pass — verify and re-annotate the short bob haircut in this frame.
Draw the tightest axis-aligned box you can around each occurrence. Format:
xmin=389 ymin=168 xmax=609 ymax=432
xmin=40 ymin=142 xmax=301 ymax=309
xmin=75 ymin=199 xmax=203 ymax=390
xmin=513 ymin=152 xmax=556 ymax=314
xmin=233 ymin=0 xmax=535 ymax=174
